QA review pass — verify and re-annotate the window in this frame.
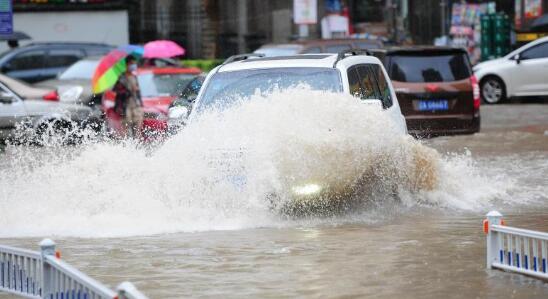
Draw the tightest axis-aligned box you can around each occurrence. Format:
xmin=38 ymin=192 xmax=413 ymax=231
xmin=371 ymin=65 xmax=393 ymax=108
xmin=348 ymin=67 xmax=361 ymax=98
xmin=8 ymin=50 xmax=46 ymax=71
xmin=348 ymin=64 xmax=391 ymax=108
xmin=388 ymin=52 xmax=472 ymax=83
xmin=520 ymin=42 xmax=548 ymax=60
xmin=197 ymin=68 xmax=342 ymax=112
xmin=46 ymin=49 xmax=84 ymax=68
xmin=325 ymin=44 xmax=352 ymax=53
xmin=356 ymin=65 xmax=380 ymax=99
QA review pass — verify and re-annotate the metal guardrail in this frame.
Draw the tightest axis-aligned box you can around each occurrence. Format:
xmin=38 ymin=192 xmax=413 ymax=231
xmin=485 ymin=211 xmax=548 ymax=280
xmin=0 ymin=239 xmax=149 ymax=299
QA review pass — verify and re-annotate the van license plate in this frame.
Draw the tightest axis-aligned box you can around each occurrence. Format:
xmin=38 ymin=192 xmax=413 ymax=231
xmin=418 ymin=100 xmax=448 ymax=111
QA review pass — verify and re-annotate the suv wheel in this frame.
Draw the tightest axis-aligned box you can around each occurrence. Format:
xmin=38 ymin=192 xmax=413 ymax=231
xmin=481 ymin=76 xmax=506 ymax=104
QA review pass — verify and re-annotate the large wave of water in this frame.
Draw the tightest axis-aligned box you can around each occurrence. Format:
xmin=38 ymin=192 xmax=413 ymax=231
xmin=0 ymin=89 xmax=521 ymax=237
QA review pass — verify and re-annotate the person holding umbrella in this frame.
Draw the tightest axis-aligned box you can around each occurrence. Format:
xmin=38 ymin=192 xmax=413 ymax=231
xmin=112 ymin=55 xmax=143 ymax=138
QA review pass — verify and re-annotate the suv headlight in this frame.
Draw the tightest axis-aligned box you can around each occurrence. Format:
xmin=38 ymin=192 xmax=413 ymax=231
xmin=292 ymin=183 xmax=322 ymax=196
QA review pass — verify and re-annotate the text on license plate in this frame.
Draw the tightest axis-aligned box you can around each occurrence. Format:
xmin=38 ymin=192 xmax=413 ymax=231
xmin=418 ymin=100 xmax=448 ymax=111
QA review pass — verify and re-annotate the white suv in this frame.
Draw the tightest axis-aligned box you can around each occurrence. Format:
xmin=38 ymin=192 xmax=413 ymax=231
xmin=182 ymin=51 xmax=407 ymax=133
xmin=474 ymin=36 xmax=548 ymax=104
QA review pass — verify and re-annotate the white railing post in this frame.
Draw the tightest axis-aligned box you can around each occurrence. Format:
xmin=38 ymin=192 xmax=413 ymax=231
xmin=486 ymin=211 xmax=503 ymax=269
xmin=39 ymin=239 xmax=56 ymax=299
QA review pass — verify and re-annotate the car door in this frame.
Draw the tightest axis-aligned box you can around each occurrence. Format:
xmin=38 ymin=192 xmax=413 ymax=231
xmin=352 ymin=64 xmax=406 ymax=131
xmin=2 ymin=50 xmax=47 ymax=83
xmin=0 ymin=82 xmax=27 ymax=140
xmin=513 ymin=42 xmax=548 ymax=95
xmin=44 ymin=48 xmax=85 ymax=82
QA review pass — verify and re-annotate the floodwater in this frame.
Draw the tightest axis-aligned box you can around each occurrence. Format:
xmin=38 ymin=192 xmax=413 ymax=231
xmin=1 ymin=90 xmax=547 ymax=298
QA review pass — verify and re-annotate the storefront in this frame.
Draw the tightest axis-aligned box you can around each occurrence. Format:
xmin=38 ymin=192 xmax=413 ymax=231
xmin=347 ymin=0 xmax=408 ymax=43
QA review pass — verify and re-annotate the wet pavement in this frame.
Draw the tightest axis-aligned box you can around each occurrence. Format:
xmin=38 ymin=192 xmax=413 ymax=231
xmin=1 ymin=104 xmax=547 ymax=298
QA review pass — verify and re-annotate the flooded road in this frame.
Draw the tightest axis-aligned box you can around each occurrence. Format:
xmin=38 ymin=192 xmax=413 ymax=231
xmin=1 ymin=103 xmax=547 ymax=298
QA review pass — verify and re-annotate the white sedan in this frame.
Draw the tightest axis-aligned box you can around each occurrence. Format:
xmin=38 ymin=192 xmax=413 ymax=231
xmin=473 ymin=36 xmax=548 ymax=104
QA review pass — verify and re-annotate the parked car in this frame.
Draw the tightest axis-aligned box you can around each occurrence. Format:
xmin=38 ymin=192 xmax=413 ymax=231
xmin=372 ymin=47 xmax=480 ymax=136
xmin=102 ymin=66 xmax=202 ymax=140
xmin=0 ymin=74 xmax=99 ymax=145
xmin=0 ymin=42 xmax=113 ymax=83
xmin=473 ymin=36 xmax=548 ymax=104
xmin=253 ymin=39 xmax=383 ymax=57
xmin=35 ymin=56 xmax=100 ymax=107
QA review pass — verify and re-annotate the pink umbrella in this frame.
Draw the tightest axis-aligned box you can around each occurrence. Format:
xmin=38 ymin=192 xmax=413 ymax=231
xmin=143 ymin=40 xmax=185 ymax=58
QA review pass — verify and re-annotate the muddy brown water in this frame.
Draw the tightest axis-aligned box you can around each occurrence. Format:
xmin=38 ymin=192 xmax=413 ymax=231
xmin=1 ymin=104 xmax=547 ymax=298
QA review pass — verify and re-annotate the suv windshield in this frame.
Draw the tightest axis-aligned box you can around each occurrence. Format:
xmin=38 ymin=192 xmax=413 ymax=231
xmin=197 ymin=67 xmax=342 ymax=111
xmin=388 ymin=52 xmax=472 ymax=82
xmin=59 ymin=60 xmax=99 ymax=80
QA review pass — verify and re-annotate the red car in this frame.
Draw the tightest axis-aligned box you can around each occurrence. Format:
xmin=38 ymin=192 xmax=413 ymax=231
xmin=102 ymin=66 xmax=201 ymax=140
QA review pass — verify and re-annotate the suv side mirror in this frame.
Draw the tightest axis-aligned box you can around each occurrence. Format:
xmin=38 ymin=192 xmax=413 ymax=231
xmin=0 ymin=91 xmax=15 ymax=103
xmin=513 ymin=54 xmax=521 ymax=64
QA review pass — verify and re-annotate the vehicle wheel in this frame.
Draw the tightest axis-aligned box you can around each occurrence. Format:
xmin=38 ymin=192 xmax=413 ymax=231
xmin=481 ymin=76 xmax=506 ymax=104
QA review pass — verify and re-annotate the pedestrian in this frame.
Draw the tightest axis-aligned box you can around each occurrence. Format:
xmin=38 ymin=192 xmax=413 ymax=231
xmin=113 ymin=55 xmax=143 ymax=138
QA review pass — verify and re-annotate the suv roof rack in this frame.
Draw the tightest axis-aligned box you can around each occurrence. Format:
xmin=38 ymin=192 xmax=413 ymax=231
xmin=222 ymin=53 xmax=265 ymax=65
xmin=333 ymin=49 xmax=372 ymax=67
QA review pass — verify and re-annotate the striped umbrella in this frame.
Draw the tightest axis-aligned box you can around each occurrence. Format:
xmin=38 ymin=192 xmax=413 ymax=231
xmin=92 ymin=45 xmax=143 ymax=94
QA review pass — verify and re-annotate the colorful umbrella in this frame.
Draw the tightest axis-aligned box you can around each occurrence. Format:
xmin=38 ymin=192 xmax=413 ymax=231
xmin=143 ymin=40 xmax=185 ymax=58
xmin=92 ymin=45 xmax=143 ymax=94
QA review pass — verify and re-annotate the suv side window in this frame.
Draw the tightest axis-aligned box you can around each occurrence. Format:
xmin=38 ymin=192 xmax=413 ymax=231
xmin=47 ymin=49 xmax=84 ymax=68
xmin=347 ymin=67 xmax=362 ymax=98
xmin=371 ymin=64 xmax=393 ymax=108
xmin=520 ymin=42 xmax=548 ymax=60
xmin=356 ymin=65 xmax=380 ymax=100
xmin=8 ymin=50 xmax=46 ymax=70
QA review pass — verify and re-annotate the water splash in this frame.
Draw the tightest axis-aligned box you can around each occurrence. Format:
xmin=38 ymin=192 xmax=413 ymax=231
xmin=0 ymin=88 xmax=518 ymax=237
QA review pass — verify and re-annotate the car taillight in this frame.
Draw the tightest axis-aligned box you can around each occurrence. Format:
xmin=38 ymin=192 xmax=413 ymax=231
xmin=470 ymin=75 xmax=480 ymax=110
xmin=43 ymin=90 xmax=59 ymax=101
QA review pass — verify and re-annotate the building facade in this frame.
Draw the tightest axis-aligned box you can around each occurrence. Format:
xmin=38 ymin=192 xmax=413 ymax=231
xmin=9 ymin=0 xmax=129 ymax=53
